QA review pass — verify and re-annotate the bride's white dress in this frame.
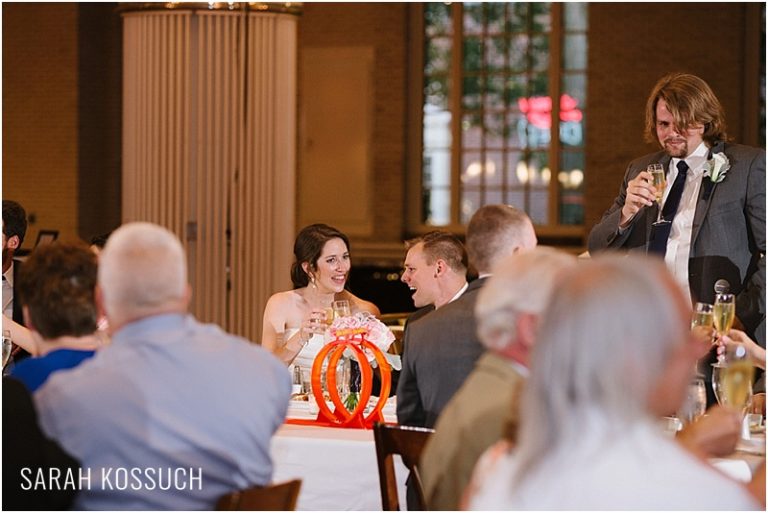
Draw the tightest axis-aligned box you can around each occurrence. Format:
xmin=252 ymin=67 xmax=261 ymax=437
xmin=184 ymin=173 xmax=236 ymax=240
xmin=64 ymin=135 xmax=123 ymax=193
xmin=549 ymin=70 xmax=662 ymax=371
xmin=284 ymin=328 xmax=326 ymax=371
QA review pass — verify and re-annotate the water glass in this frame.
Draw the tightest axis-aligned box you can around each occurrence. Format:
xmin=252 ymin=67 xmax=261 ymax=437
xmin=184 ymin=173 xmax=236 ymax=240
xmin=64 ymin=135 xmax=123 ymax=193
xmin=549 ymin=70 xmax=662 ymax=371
xmin=2 ymin=330 xmax=12 ymax=369
xmin=677 ymin=377 xmax=706 ymax=426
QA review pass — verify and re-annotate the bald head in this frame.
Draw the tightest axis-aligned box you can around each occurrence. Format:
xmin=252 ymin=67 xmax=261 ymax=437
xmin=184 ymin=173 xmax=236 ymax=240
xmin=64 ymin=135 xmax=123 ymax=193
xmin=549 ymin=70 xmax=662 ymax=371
xmin=466 ymin=204 xmax=537 ymax=275
xmin=98 ymin=223 xmax=189 ymax=329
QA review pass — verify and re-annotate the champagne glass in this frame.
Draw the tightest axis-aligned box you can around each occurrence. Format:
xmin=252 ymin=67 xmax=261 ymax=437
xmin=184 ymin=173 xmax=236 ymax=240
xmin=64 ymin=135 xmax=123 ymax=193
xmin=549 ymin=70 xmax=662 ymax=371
xmin=711 ymin=362 xmax=725 ymax=404
xmin=332 ymin=300 xmax=351 ymax=318
xmin=713 ymin=293 xmax=735 ymax=364
xmin=2 ymin=330 xmax=11 ymax=369
xmin=719 ymin=347 xmax=755 ymax=415
xmin=691 ymin=302 xmax=714 ymax=341
xmin=647 ymin=163 xmax=666 ymax=223
xmin=323 ymin=307 xmax=335 ymax=327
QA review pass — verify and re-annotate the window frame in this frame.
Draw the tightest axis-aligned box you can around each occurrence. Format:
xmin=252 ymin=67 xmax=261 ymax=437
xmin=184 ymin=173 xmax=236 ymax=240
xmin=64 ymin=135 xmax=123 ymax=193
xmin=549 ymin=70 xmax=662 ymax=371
xmin=406 ymin=2 xmax=586 ymax=239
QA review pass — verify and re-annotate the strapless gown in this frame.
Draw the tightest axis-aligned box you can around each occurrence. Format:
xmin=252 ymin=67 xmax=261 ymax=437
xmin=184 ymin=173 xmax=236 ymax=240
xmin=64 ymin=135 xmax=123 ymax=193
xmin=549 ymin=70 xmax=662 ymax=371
xmin=284 ymin=328 xmax=326 ymax=371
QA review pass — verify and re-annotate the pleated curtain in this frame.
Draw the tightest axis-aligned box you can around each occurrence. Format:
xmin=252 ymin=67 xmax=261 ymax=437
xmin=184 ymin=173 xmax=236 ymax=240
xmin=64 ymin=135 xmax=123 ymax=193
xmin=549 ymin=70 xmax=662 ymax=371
xmin=122 ymin=9 xmax=296 ymax=343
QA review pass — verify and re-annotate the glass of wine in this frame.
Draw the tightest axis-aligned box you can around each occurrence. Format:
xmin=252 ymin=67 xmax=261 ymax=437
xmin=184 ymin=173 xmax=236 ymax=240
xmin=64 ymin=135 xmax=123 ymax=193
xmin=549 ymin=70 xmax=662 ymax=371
xmin=711 ymin=362 xmax=725 ymax=404
xmin=647 ymin=163 xmax=666 ymax=223
xmin=323 ymin=307 xmax=335 ymax=327
xmin=719 ymin=346 xmax=755 ymax=415
xmin=2 ymin=330 xmax=12 ymax=369
xmin=691 ymin=302 xmax=714 ymax=342
xmin=332 ymin=300 xmax=351 ymax=318
xmin=713 ymin=293 xmax=735 ymax=364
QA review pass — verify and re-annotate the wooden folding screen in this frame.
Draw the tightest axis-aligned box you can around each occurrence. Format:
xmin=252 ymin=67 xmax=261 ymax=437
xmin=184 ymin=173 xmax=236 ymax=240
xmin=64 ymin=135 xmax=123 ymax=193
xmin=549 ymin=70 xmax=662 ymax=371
xmin=122 ymin=8 xmax=296 ymax=343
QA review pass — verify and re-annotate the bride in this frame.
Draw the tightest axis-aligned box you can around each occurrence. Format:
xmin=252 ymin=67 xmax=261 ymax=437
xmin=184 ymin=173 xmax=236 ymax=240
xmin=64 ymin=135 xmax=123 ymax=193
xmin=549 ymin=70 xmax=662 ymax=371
xmin=262 ymin=224 xmax=379 ymax=368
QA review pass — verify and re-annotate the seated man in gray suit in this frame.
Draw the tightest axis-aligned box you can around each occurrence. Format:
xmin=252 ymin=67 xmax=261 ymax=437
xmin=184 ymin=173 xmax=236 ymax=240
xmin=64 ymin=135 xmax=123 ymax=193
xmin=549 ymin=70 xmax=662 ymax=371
xmin=421 ymin=247 xmax=576 ymax=510
xmin=397 ymin=204 xmax=537 ymax=428
xmin=35 ymin=222 xmax=291 ymax=510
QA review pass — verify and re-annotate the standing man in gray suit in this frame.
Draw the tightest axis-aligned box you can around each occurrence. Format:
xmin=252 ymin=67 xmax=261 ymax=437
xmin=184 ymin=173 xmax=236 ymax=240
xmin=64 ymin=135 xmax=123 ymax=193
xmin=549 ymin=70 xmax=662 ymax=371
xmin=397 ymin=205 xmax=537 ymax=429
xmin=588 ymin=73 xmax=765 ymax=399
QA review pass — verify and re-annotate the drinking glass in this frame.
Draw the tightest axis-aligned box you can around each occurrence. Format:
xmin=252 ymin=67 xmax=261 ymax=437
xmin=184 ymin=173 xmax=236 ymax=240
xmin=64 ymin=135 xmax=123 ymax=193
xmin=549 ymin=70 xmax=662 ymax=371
xmin=711 ymin=363 xmax=725 ymax=404
xmin=2 ymin=330 xmax=11 ymax=369
xmin=323 ymin=306 xmax=335 ymax=327
xmin=647 ymin=163 xmax=666 ymax=223
xmin=713 ymin=293 xmax=735 ymax=364
xmin=332 ymin=300 xmax=351 ymax=318
xmin=691 ymin=302 xmax=714 ymax=341
xmin=677 ymin=377 xmax=706 ymax=427
xmin=719 ymin=346 xmax=755 ymax=414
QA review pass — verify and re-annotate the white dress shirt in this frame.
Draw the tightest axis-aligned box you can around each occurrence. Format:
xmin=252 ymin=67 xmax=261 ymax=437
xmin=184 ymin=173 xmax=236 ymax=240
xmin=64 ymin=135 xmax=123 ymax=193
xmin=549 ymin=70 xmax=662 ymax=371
xmin=663 ymin=142 xmax=710 ymax=303
xmin=2 ymin=263 xmax=14 ymax=319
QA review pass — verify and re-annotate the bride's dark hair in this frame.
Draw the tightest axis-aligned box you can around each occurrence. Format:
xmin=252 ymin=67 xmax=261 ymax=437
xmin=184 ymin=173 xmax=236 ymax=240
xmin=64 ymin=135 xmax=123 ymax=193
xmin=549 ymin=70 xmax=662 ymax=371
xmin=290 ymin=224 xmax=351 ymax=289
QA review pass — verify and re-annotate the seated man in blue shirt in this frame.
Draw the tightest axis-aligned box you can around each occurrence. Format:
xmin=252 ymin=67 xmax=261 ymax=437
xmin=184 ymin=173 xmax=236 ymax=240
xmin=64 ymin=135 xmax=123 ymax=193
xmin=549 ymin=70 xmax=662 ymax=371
xmin=34 ymin=222 xmax=291 ymax=510
xmin=10 ymin=241 xmax=102 ymax=392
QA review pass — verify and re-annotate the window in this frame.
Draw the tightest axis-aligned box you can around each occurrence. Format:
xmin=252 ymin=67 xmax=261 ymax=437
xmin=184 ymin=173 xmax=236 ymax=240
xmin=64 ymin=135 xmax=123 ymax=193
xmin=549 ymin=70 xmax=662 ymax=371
xmin=412 ymin=2 xmax=588 ymax=233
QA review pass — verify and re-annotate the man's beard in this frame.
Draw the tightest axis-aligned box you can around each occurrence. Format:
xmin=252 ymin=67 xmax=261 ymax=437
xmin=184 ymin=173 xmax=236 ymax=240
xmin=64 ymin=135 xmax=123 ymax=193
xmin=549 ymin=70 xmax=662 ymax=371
xmin=663 ymin=138 xmax=688 ymax=158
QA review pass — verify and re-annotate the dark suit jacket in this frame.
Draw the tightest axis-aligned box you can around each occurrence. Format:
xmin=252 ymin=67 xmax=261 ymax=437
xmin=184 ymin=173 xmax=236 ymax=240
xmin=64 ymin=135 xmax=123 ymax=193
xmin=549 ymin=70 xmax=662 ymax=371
xmin=396 ymin=278 xmax=487 ymax=428
xmin=11 ymin=257 xmax=24 ymax=326
xmin=588 ymin=142 xmax=766 ymax=346
xmin=2 ymin=377 xmax=80 ymax=510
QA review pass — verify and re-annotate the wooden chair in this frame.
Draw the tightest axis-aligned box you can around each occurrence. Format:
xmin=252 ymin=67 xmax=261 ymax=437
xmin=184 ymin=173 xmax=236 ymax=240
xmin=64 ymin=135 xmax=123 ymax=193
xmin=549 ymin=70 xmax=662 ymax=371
xmin=373 ymin=422 xmax=434 ymax=511
xmin=216 ymin=479 xmax=302 ymax=511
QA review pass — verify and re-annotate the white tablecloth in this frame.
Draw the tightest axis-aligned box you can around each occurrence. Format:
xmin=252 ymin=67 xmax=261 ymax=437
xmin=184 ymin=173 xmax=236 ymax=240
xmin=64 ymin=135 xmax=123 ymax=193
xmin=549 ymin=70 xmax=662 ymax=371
xmin=270 ymin=400 xmax=407 ymax=511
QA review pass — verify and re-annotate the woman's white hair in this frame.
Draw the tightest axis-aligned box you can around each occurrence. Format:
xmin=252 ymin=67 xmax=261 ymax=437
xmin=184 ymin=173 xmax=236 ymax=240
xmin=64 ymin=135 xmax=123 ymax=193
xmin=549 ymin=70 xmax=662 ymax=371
xmin=512 ymin=254 xmax=688 ymax=486
xmin=475 ymin=247 xmax=576 ymax=352
xmin=98 ymin=222 xmax=187 ymax=321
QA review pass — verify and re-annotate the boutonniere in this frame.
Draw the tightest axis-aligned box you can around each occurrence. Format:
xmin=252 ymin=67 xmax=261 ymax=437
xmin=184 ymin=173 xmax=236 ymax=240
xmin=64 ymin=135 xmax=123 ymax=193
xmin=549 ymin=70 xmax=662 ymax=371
xmin=704 ymin=152 xmax=730 ymax=184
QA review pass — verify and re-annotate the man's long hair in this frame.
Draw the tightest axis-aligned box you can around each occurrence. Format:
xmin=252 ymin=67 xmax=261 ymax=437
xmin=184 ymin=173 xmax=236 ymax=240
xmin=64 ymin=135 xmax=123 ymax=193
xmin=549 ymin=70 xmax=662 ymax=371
xmin=644 ymin=72 xmax=728 ymax=146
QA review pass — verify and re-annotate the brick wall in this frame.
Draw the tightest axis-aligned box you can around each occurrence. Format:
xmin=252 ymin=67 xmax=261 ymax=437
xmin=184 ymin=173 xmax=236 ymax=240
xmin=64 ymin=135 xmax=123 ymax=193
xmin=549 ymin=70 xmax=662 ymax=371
xmin=584 ymin=2 xmax=752 ymax=232
xmin=2 ymin=3 xmax=122 ymax=248
xmin=298 ymin=2 xmax=408 ymax=246
xmin=3 ymin=3 xmax=79 ymax=246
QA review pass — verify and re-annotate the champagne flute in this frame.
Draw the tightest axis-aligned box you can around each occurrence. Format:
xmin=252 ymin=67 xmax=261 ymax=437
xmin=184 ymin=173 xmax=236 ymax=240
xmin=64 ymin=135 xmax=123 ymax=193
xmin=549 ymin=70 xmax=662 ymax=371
xmin=691 ymin=302 xmax=714 ymax=339
xmin=647 ymin=163 xmax=666 ymax=223
xmin=711 ymin=362 xmax=725 ymax=404
xmin=332 ymin=299 xmax=351 ymax=318
xmin=2 ymin=330 xmax=11 ymax=369
xmin=323 ymin=307 xmax=335 ymax=327
xmin=713 ymin=293 xmax=735 ymax=364
xmin=719 ymin=346 xmax=755 ymax=415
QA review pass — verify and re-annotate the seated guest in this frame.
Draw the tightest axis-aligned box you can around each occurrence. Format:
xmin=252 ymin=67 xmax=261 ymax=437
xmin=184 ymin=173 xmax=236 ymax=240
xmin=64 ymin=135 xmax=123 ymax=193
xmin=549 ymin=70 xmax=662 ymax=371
xmin=466 ymin=255 xmax=758 ymax=510
xmin=401 ymin=231 xmax=468 ymax=315
xmin=420 ymin=247 xmax=576 ymax=510
xmin=9 ymin=242 xmax=103 ymax=392
xmin=3 ymin=377 xmax=80 ymax=510
xmin=2 ymin=200 xmax=27 ymax=326
xmin=262 ymin=223 xmax=379 ymax=367
xmin=35 ymin=222 xmax=291 ymax=510
xmin=397 ymin=205 xmax=537 ymax=428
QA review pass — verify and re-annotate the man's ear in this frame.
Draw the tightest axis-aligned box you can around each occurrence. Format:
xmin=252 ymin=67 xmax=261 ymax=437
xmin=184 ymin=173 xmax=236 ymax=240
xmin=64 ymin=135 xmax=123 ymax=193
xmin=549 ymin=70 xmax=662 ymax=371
xmin=434 ymin=259 xmax=446 ymax=277
xmin=516 ymin=312 xmax=538 ymax=350
xmin=7 ymin=235 xmax=20 ymax=251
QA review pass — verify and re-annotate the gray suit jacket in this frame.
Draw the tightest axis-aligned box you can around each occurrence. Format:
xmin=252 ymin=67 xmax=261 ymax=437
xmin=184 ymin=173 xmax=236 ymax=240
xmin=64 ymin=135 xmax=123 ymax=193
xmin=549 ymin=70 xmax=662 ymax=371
xmin=396 ymin=278 xmax=487 ymax=428
xmin=588 ymin=142 xmax=766 ymax=345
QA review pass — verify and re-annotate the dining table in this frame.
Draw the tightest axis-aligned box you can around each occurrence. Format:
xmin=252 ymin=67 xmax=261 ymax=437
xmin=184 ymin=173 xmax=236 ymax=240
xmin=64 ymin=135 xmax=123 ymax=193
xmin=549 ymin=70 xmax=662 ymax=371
xmin=270 ymin=398 xmax=408 ymax=511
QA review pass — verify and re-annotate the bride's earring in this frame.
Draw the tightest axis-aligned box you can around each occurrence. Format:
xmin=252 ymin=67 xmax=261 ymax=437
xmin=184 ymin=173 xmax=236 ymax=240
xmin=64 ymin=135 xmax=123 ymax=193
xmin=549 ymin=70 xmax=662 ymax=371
xmin=309 ymin=274 xmax=317 ymax=290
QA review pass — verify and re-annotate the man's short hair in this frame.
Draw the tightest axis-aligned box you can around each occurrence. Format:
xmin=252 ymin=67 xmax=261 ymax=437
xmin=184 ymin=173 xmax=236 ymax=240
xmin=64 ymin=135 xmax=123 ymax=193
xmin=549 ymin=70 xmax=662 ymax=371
xmin=17 ymin=241 xmax=98 ymax=339
xmin=98 ymin=222 xmax=187 ymax=320
xmin=475 ymin=247 xmax=576 ymax=352
xmin=405 ymin=231 xmax=468 ymax=274
xmin=466 ymin=204 xmax=533 ymax=274
xmin=2 ymin=200 xmax=27 ymax=245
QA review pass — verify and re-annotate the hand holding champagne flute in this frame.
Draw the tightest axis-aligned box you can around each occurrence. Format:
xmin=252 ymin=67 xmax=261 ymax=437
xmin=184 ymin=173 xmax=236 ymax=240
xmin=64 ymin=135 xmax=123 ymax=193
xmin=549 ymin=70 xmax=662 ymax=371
xmin=713 ymin=293 xmax=736 ymax=364
xmin=647 ymin=163 xmax=666 ymax=223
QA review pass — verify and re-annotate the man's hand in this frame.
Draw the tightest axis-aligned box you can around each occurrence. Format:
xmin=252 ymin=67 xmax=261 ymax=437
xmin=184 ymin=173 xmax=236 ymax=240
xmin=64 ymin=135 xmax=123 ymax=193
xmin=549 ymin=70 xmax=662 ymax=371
xmin=676 ymin=404 xmax=742 ymax=458
xmin=620 ymin=171 xmax=656 ymax=227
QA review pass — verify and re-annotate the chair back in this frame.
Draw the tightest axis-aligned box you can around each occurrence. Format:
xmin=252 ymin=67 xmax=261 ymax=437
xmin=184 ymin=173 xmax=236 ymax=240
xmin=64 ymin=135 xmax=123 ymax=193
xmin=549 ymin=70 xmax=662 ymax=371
xmin=373 ymin=422 xmax=434 ymax=511
xmin=216 ymin=479 xmax=302 ymax=511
